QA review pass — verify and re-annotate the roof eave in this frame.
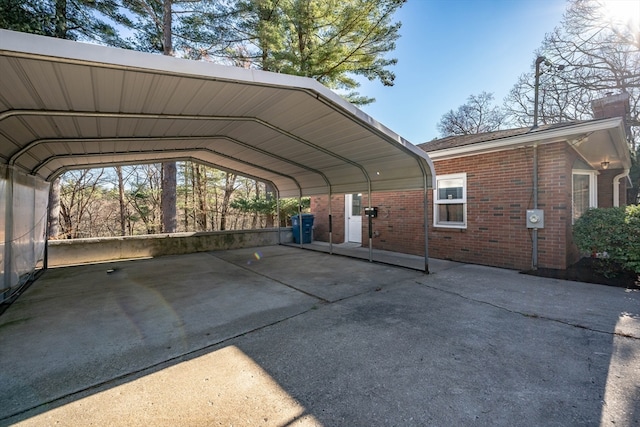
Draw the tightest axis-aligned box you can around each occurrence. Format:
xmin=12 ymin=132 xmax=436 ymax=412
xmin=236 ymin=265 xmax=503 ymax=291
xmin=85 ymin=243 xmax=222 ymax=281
xmin=425 ymin=118 xmax=629 ymax=166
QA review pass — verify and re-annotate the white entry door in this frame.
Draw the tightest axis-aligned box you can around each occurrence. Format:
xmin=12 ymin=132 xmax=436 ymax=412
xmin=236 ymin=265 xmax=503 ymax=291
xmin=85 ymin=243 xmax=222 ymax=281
xmin=345 ymin=194 xmax=362 ymax=244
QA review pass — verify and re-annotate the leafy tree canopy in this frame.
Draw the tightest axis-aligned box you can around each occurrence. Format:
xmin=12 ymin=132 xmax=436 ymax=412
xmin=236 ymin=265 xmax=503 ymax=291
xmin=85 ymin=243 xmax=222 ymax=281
xmin=0 ymin=0 xmax=133 ymax=47
xmin=186 ymin=0 xmax=405 ymax=104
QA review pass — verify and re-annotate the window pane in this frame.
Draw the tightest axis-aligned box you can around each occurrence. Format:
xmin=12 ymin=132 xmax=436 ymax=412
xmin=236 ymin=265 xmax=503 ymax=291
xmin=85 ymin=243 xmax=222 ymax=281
xmin=438 ymin=178 xmax=463 ymax=200
xmin=438 ymin=204 xmax=464 ymax=223
xmin=573 ymin=174 xmax=590 ymax=222
xmin=351 ymin=194 xmax=361 ymax=216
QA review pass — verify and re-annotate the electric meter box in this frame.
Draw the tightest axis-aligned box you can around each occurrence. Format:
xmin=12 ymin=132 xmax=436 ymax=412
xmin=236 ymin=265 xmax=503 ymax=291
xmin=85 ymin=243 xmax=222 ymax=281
xmin=526 ymin=209 xmax=544 ymax=229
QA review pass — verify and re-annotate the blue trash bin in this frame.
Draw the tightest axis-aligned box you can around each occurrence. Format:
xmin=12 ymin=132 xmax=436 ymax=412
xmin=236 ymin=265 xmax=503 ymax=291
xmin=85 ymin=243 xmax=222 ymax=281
xmin=291 ymin=214 xmax=314 ymax=243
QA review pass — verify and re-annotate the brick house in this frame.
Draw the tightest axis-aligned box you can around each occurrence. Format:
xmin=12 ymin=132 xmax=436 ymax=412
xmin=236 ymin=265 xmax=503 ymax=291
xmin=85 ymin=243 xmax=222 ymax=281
xmin=310 ymin=116 xmax=631 ymax=271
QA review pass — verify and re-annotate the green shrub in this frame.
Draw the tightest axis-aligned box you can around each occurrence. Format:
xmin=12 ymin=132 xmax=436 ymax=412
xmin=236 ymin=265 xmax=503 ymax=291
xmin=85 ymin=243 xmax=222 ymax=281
xmin=620 ymin=204 xmax=640 ymax=273
xmin=573 ymin=206 xmax=640 ymax=275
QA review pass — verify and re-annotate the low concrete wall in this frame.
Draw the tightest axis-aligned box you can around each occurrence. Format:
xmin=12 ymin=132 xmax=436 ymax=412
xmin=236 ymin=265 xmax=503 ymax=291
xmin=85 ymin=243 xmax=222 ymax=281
xmin=48 ymin=228 xmax=294 ymax=267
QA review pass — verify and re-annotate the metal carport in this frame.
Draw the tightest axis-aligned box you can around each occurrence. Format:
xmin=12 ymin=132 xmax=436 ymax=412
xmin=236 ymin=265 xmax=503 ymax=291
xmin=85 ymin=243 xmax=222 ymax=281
xmin=0 ymin=29 xmax=435 ymax=301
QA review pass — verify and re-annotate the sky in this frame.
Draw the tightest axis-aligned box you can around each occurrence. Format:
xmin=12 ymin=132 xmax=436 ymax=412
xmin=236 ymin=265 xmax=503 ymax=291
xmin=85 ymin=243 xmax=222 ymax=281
xmin=355 ymin=0 xmax=568 ymax=144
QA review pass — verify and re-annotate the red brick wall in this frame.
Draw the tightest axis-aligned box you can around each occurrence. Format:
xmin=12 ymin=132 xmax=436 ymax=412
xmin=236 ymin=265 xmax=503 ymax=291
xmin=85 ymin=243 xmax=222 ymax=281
xmin=311 ymin=142 xmax=578 ymax=271
xmin=429 ymin=147 xmax=531 ymax=270
xmin=310 ymin=195 xmax=346 ymax=243
xmin=431 ymin=143 xmax=576 ymax=270
xmin=361 ymin=191 xmax=427 ymax=255
xmin=598 ymin=169 xmax=615 ymax=208
xmin=310 ymin=192 xmax=427 ymax=252
xmin=539 ymin=143 xmax=575 ymax=270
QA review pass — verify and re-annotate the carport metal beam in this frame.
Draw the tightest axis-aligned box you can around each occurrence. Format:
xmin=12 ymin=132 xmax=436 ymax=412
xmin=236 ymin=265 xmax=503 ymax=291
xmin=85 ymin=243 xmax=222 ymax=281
xmin=3 ymin=109 xmax=376 ymax=260
xmin=0 ymin=30 xmax=436 ymax=277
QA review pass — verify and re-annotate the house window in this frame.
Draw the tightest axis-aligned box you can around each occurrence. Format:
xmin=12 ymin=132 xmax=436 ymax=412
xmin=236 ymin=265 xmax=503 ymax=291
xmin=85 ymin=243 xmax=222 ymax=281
xmin=572 ymin=170 xmax=597 ymax=223
xmin=434 ymin=173 xmax=466 ymax=228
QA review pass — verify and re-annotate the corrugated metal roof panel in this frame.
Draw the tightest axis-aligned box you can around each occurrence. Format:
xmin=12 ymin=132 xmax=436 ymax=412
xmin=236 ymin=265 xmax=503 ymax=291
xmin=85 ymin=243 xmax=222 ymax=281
xmin=0 ymin=29 xmax=434 ymax=199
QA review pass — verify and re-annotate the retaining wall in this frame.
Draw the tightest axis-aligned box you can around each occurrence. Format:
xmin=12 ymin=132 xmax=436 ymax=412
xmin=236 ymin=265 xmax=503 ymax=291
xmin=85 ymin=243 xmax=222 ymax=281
xmin=48 ymin=228 xmax=293 ymax=267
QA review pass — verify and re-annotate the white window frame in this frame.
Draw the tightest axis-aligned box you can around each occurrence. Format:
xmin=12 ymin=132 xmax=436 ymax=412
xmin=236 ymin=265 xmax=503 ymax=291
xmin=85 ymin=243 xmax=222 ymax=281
xmin=571 ymin=170 xmax=598 ymax=224
xmin=433 ymin=172 xmax=467 ymax=229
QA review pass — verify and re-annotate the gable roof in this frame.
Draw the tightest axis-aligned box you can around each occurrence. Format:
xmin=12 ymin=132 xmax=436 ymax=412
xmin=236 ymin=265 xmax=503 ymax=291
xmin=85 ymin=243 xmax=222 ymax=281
xmin=418 ymin=118 xmax=631 ymax=171
xmin=418 ymin=122 xmax=582 ymax=152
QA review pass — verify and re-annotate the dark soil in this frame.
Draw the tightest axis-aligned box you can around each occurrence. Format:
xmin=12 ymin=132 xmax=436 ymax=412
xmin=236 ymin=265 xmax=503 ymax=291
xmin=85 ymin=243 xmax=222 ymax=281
xmin=522 ymin=257 xmax=639 ymax=289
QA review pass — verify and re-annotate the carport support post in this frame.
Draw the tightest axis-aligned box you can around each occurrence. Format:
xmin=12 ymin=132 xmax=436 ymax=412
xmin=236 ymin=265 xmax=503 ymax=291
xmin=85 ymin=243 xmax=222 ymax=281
xmin=276 ymin=191 xmax=281 ymax=244
xmin=368 ymin=189 xmax=372 ymax=262
xmin=423 ymin=181 xmax=430 ymax=274
xmin=328 ymin=189 xmax=333 ymax=254
xmin=297 ymin=193 xmax=303 ymax=247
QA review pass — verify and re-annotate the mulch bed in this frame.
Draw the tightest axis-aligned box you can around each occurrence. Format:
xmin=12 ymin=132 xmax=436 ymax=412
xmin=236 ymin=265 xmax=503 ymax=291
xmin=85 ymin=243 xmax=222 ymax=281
xmin=522 ymin=257 xmax=639 ymax=289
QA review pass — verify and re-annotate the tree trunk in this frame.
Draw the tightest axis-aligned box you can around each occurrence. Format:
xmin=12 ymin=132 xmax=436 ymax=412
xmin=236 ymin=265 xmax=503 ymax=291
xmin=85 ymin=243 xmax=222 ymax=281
xmin=195 ymin=164 xmax=207 ymax=230
xmin=161 ymin=161 xmax=177 ymax=233
xmin=116 ymin=166 xmax=126 ymax=236
xmin=183 ymin=162 xmax=190 ymax=230
xmin=162 ymin=0 xmax=172 ymax=55
xmin=160 ymin=0 xmax=177 ymax=233
xmin=219 ymin=172 xmax=236 ymax=231
xmin=47 ymin=177 xmax=61 ymax=239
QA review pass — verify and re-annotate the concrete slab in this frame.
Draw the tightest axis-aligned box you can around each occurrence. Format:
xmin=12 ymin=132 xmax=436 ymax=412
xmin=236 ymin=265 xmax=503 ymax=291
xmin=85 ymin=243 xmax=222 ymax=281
xmin=0 ymin=250 xmax=321 ymax=419
xmin=211 ymin=245 xmax=424 ymax=302
xmin=286 ymin=241 xmax=445 ymax=272
xmin=1 ymin=245 xmax=638 ymax=426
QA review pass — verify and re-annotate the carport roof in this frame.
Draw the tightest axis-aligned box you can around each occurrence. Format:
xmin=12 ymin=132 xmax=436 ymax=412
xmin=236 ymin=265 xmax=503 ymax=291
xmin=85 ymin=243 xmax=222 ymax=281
xmin=0 ymin=30 xmax=434 ymax=198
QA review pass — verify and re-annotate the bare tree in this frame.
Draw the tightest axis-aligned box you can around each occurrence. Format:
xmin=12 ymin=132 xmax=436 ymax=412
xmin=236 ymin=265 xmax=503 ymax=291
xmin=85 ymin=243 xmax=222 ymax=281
xmin=116 ymin=166 xmax=126 ymax=236
xmin=219 ymin=172 xmax=237 ymax=231
xmin=503 ymin=0 xmax=639 ymax=201
xmin=505 ymin=1 xmax=639 ymax=131
xmin=59 ymin=169 xmax=106 ymax=238
xmin=437 ymin=92 xmax=506 ymax=136
xmin=126 ymin=164 xmax=162 ymax=235
xmin=194 ymin=163 xmax=208 ymax=230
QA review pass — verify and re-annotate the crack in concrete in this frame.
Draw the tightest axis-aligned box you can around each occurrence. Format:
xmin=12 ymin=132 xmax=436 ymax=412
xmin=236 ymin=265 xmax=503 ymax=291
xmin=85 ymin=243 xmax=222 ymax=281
xmin=415 ymin=280 xmax=639 ymax=340
xmin=207 ymin=252 xmax=331 ymax=304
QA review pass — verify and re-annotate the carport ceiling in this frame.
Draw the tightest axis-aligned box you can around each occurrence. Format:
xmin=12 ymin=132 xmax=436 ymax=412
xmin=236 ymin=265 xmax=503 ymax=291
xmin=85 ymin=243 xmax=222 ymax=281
xmin=0 ymin=30 xmax=434 ymax=198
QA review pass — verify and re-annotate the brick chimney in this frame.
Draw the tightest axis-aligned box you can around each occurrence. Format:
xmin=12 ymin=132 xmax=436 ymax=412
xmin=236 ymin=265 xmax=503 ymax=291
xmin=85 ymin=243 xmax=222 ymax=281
xmin=591 ymin=92 xmax=630 ymax=119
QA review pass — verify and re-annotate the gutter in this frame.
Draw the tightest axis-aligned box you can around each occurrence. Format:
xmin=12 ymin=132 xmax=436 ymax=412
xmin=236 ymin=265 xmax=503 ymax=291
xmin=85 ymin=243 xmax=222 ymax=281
xmin=426 ymin=117 xmax=626 ymax=161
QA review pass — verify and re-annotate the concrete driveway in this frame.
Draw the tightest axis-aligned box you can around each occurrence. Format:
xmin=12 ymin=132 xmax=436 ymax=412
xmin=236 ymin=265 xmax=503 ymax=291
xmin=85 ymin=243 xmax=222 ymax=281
xmin=0 ymin=245 xmax=638 ymax=426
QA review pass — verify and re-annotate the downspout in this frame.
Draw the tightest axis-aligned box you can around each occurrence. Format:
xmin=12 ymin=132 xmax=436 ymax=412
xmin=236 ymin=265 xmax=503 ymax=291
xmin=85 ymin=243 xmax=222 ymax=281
xmin=532 ymin=144 xmax=538 ymax=270
xmin=612 ymin=169 xmax=630 ymax=207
